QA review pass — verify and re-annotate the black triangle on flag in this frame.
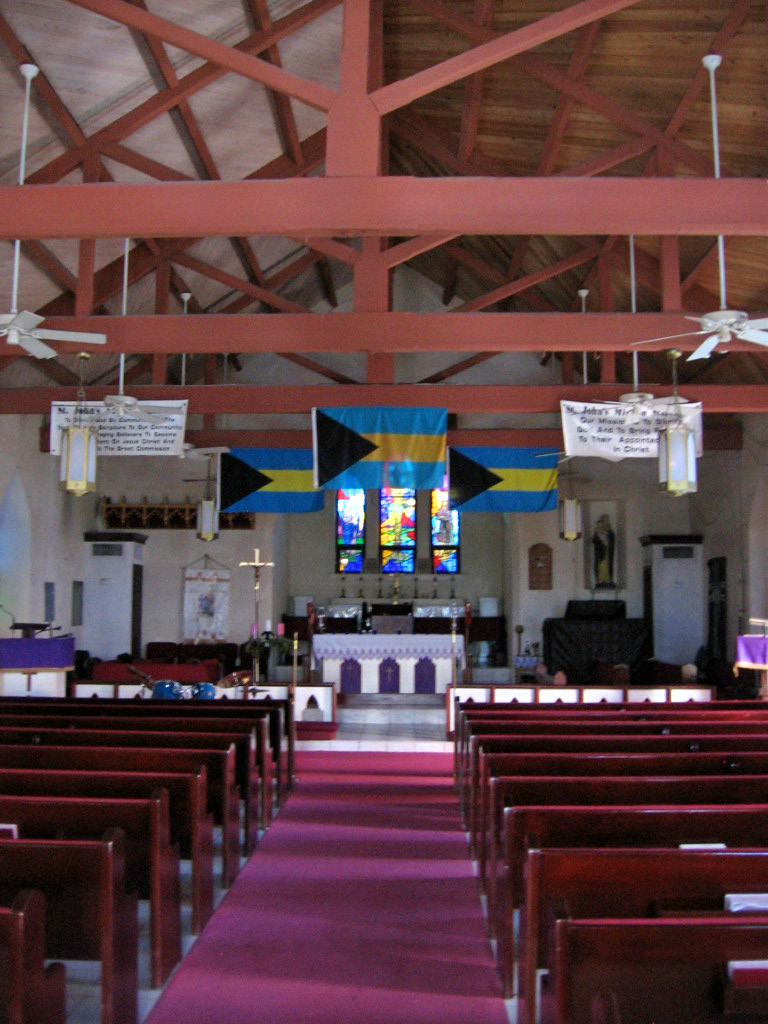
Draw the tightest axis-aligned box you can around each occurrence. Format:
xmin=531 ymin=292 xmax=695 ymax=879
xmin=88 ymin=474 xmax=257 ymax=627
xmin=313 ymin=409 xmax=378 ymax=486
xmin=448 ymin=447 xmax=503 ymax=509
xmin=220 ymin=452 xmax=273 ymax=511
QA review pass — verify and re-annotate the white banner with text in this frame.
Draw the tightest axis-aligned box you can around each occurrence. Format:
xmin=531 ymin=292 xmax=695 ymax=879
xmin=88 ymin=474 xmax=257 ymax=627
xmin=50 ymin=400 xmax=188 ymax=456
xmin=561 ymin=399 xmax=703 ymax=462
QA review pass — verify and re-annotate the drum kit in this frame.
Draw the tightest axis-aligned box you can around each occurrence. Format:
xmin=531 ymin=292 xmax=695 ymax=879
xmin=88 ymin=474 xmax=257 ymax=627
xmin=128 ymin=665 xmax=269 ymax=700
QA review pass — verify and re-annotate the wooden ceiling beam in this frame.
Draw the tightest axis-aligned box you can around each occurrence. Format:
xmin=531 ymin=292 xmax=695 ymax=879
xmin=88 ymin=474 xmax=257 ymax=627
xmin=6 ymin=381 xmax=768 ymax=416
xmin=171 ymin=253 xmax=310 ymax=314
xmin=4 ymin=176 xmax=767 ymax=240
xmin=184 ymin=422 xmax=743 ymax=451
xmin=24 ymin=310 xmax=765 ymax=356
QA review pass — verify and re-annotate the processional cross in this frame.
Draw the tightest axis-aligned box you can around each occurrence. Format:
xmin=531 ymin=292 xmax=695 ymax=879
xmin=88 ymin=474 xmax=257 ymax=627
xmin=239 ymin=547 xmax=274 ymax=637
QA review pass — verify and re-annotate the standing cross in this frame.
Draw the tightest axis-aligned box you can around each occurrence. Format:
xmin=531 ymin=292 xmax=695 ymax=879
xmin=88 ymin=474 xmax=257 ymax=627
xmin=239 ymin=547 xmax=274 ymax=636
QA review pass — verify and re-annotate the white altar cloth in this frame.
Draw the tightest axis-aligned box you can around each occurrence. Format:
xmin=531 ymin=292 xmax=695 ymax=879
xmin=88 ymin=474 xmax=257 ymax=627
xmin=312 ymin=633 xmax=464 ymax=694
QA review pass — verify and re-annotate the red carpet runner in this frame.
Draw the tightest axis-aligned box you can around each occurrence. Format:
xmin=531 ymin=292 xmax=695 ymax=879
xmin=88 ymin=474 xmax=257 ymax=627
xmin=145 ymin=750 xmax=507 ymax=1024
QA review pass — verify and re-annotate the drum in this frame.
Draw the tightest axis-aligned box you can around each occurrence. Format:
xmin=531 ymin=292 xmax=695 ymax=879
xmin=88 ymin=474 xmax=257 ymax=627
xmin=152 ymin=680 xmax=182 ymax=700
xmin=192 ymin=682 xmax=216 ymax=700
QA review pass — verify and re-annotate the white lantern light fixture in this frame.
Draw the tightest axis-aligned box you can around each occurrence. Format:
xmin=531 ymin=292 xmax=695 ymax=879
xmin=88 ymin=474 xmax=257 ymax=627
xmin=195 ymin=453 xmax=220 ymax=542
xmin=558 ymin=461 xmax=582 ymax=541
xmin=60 ymin=353 xmax=97 ymax=496
xmin=658 ymin=350 xmax=697 ymax=497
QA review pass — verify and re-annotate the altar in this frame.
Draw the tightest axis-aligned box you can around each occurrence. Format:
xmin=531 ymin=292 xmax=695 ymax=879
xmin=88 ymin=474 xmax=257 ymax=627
xmin=312 ymin=633 xmax=465 ymax=695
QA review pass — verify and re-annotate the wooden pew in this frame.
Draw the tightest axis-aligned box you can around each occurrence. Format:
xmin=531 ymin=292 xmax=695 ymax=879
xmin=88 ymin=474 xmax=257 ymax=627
xmin=0 ymin=743 xmax=240 ymax=887
xmin=479 ymin=748 xmax=768 ymax=886
xmin=0 ymin=712 xmax=274 ymax=835
xmin=0 ymin=766 xmax=213 ymax=935
xmin=484 ymin=774 xmax=768 ymax=966
xmin=555 ymin=917 xmax=768 ymax=1024
xmin=0 ymin=889 xmax=66 ymax=1024
xmin=499 ymin=803 xmax=768 ymax=998
xmin=0 ymin=791 xmax=180 ymax=988
xmin=0 ymin=695 xmax=294 ymax=799
xmin=0 ymin=723 xmax=263 ymax=853
xmin=465 ymin=728 xmax=768 ymax=842
xmin=0 ymin=830 xmax=137 ymax=1024
xmin=522 ymin=847 xmax=768 ymax=1024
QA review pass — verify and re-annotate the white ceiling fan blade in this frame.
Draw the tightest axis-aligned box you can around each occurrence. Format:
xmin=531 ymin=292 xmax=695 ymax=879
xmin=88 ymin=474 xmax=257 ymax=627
xmin=738 ymin=328 xmax=768 ymax=349
xmin=631 ymin=328 xmax=707 ymax=348
xmin=129 ymin=408 xmax=167 ymax=425
xmin=15 ymin=331 xmax=57 ymax=360
xmin=34 ymin=329 xmax=107 ymax=345
xmin=743 ymin=318 xmax=768 ymax=330
xmin=687 ymin=333 xmax=721 ymax=361
xmin=11 ymin=310 xmax=45 ymax=333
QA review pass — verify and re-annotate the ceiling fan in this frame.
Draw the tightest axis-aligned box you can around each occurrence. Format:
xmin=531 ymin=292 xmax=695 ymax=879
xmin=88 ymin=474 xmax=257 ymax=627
xmin=632 ymin=54 xmax=768 ymax=362
xmin=3 ymin=64 xmax=106 ymax=360
xmin=179 ymin=443 xmax=230 ymax=460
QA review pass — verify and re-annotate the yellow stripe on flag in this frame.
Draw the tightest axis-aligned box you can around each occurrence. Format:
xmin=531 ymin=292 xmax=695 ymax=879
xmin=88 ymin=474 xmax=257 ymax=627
xmin=361 ymin=432 xmax=446 ymax=463
xmin=492 ymin=467 xmax=558 ymax=492
xmin=260 ymin=469 xmax=317 ymax=492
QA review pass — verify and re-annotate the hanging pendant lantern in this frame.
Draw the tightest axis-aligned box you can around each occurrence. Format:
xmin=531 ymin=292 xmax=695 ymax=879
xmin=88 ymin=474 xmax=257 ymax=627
xmin=559 ymin=497 xmax=582 ymax=541
xmin=195 ymin=453 xmax=220 ymax=542
xmin=60 ymin=353 xmax=97 ymax=496
xmin=658 ymin=350 xmax=697 ymax=497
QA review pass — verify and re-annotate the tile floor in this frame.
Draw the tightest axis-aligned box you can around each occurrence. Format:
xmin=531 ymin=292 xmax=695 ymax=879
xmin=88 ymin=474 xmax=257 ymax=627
xmin=51 ymin=704 xmax=487 ymax=1024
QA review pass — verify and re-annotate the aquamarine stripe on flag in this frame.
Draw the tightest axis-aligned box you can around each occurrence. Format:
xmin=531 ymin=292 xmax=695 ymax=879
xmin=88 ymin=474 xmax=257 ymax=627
xmin=312 ymin=407 xmax=447 ymax=490
xmin=220 ymin=449 xmax=324 ymax=514
xmin=448 ymin=446 xmax=559 ymax=512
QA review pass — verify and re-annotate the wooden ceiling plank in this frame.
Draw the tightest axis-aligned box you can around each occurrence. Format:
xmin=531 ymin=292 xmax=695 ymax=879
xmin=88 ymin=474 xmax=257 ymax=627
xmin=5 ymin=381 xmax=766 ymax=416
xmin=371 ymin=0 xmax=643 ymax=115
xmin=65 ymin=0 xmax=337 ymax=112
xmin=172 ymin=253 xmax=309 ymax=314
xmin=27 ymin=1 xmax=338 ymax=185
xmin=392 ymin=111 xmax=512 ymax=177
xmin=443 ymin=241 xmax=508 ymax=287
xmin=6 ymin=177 xmax=768 ymax=239
xmin=454 ymin=247 xmax=596 ymax=313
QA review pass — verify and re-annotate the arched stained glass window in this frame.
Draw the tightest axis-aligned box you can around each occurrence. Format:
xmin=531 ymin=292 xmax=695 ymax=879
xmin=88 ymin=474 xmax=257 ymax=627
xmin=379 ymin=487 xmax=415 ymax=573
xmin=336 ymin=489 xmax=365 ymax=573
xmin=431 ymin=480 xmax=459 ymax=574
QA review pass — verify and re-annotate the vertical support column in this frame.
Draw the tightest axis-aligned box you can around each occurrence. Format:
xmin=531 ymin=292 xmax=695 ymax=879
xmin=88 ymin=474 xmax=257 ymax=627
xmin=326 ymin=0 xmax=384 ymax=177
xmin=74 ymin=150 xmax=99 ymax=316
xmin=598 ymin=252 xmax=615 ymax=382
xmin=657 ymin=149 xmax=682 ymax=311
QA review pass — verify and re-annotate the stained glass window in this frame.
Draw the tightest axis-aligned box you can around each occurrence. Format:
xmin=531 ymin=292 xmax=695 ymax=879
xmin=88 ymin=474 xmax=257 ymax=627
xmin=431 ymin=480 xmax=459 ymax=574
xmin=379 ymin=488 xmax=415 ymax=573
xmin=336 ymin=489 xmax=365 ymax=573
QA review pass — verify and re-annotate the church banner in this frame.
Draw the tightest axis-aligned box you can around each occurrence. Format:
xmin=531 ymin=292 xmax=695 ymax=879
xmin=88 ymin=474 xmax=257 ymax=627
xmin=219 ymin=449 xmax=324 ymax=514
xmin=312 ymin=407 xmax=447 ymax=490
xmin=182 ymin=566 xmax=230 ymax=643
xmin=448 ymin=446 xmax=559 ymax=513
xmin=561 ymin=399 xmax=703 ymax=462
xmin=50 ymin=400 xmax=188 ymax=456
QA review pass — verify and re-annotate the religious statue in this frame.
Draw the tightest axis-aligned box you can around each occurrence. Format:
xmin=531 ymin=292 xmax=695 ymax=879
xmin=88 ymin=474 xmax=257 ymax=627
xmin=592 ymin=513 xmax=616 ymax=588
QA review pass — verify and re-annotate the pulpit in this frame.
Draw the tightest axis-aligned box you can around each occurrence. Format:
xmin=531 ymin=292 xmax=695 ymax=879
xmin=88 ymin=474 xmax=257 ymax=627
xmin=0 ymin=634 xmax=75 ymax=695
xmin=736 ymin=635 xmax=768 ymax=697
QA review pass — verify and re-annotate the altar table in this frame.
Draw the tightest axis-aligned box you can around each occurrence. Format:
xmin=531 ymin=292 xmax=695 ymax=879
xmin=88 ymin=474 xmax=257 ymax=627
xmin=0 ymin=636 xmax=75 ymax=696
xmin=312 ymin=633 xmax=465 ymax=695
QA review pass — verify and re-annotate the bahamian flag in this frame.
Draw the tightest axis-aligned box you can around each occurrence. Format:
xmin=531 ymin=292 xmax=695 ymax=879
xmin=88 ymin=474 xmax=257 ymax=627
xmin=312 ymin=407 xmax=447 ymax=490
xmin=219 ymin=449 xmax=324 ymax=514
xmin=448 ymin=447 xmax=559 ymax=512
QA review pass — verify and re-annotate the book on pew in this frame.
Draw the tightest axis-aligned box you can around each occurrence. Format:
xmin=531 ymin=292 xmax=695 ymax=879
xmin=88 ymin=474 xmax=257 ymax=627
xmin=0 ymin=823 xmax=17 ymax=838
